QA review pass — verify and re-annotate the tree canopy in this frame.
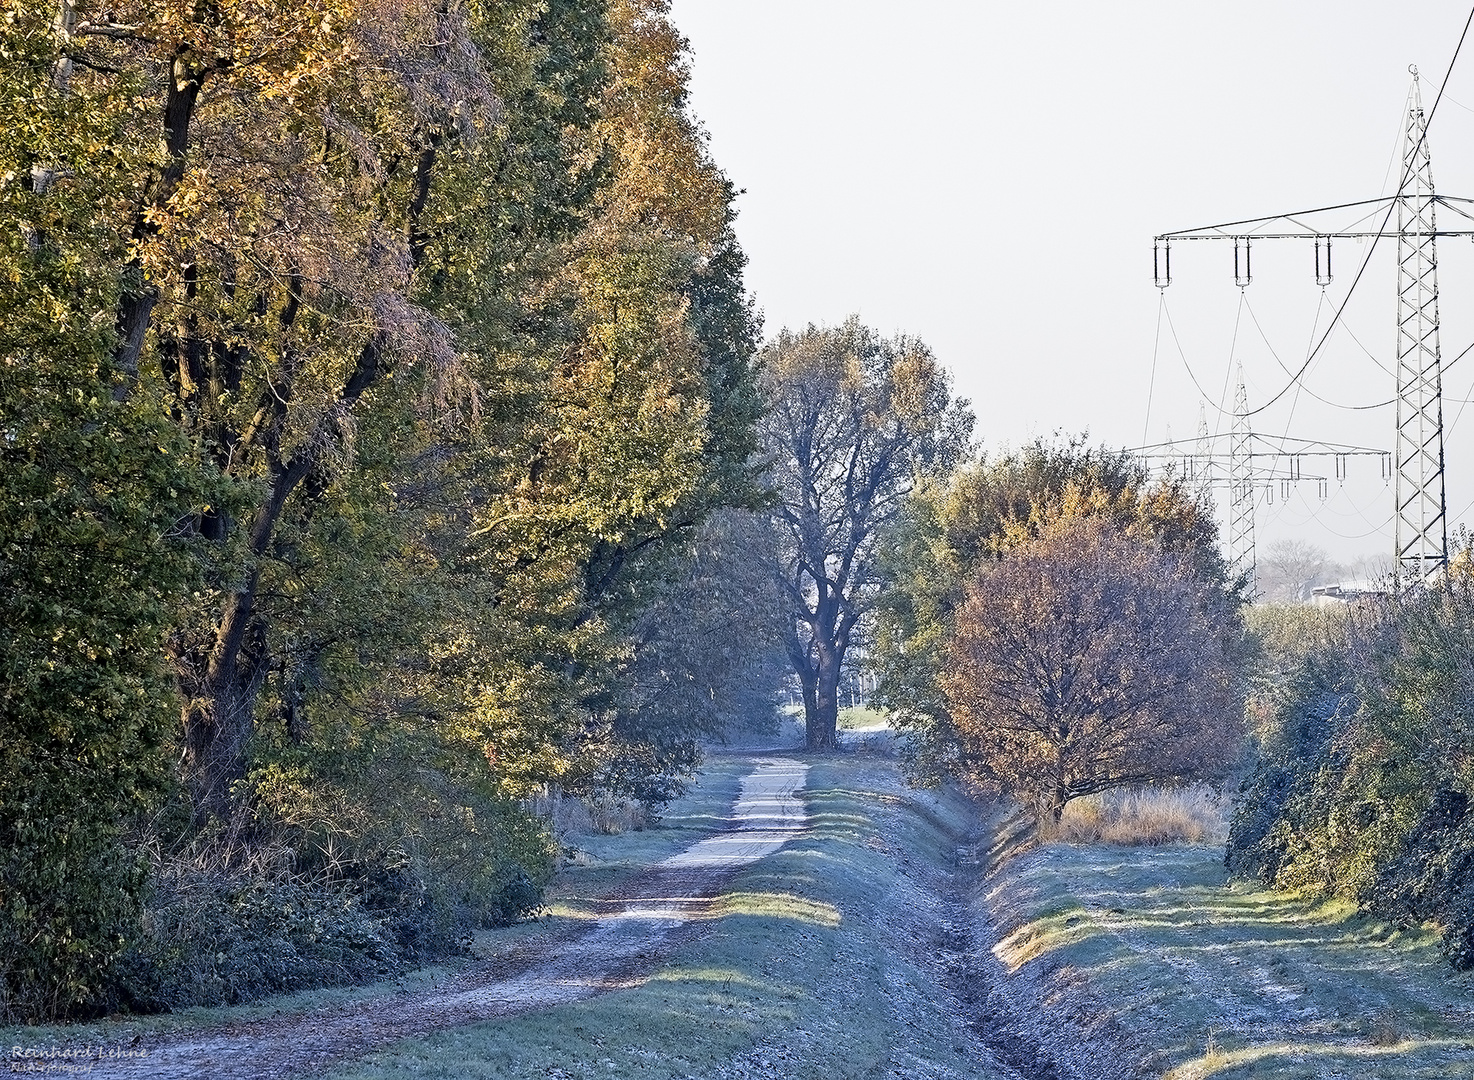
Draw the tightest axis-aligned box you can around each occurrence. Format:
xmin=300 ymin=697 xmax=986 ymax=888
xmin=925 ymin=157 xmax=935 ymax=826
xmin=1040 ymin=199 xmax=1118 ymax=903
xmin=757 ymin=318 xmax=972 ymax=750
xmin=872 ymin=436 xmax=1232 ymax=784
xmin=1 ymin=0 xmax=779 ymax=1021
xmin=943 ymin=512 xmax=1243 ymax=829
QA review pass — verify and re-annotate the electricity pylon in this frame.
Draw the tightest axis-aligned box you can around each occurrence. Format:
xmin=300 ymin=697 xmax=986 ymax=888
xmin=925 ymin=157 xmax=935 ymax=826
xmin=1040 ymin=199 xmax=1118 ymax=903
xmin=1153 ymin=69 xmax=1473 ymax=586
xmin=1136 ymin=369 xmax=1387 ymax=595
xmin=1229 ymin=367 xmax=1255 ymax=592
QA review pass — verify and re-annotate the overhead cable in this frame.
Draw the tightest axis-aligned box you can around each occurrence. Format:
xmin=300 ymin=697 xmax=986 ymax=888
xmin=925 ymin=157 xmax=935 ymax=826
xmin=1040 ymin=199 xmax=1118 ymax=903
xmin=1241 ymin=4 xmax=1474 ymax=418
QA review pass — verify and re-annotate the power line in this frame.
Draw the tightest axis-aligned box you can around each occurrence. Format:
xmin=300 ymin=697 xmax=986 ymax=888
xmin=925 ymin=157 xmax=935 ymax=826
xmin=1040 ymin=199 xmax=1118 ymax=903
xmin=1242 ymin=291 xmax=1392 ymax=411
xmin=1151 ymin=10 xmax=1474 ymax=581
xmin=1215 ymin=292 xmax=1246 ymax=440
xmin=1157 ymin=7 xmax=1474 ymax=421
xmin=1143 ymin=291 xmax=1164 ymax=446
xmin=1160 ymin=294 xmax=1229 ymax=411
xmin=1244 ymin=8 xmax=1474 ymax=418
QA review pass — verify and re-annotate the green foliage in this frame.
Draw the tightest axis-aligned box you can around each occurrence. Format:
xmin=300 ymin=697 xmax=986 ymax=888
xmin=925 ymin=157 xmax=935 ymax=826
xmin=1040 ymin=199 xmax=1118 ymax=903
xmin=0 ymin=0 xmax=763 ymax=1020
xmin=115 ymin=874 xmax=405 ymax=1013
xmin=0 ymin=0 xmax=231 ymax=1019
xmin=113 ymin=737 xmax=558 ymax=1013
xmin=611 ymin=510 xmax=788 ymax=780
xmin=1228 ymin=586 xmax=1474 ymax=968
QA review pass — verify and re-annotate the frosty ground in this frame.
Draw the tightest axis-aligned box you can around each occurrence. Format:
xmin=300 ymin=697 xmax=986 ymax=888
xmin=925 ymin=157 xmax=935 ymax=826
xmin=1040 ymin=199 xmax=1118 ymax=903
xmin=5 ymin=745 xmax=1473 ymax=1079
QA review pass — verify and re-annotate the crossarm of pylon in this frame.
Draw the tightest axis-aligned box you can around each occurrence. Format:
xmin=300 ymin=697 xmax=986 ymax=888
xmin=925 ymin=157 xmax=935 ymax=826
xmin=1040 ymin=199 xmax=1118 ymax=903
xmin=1156 ymin=194 xmax=1474 ymax=241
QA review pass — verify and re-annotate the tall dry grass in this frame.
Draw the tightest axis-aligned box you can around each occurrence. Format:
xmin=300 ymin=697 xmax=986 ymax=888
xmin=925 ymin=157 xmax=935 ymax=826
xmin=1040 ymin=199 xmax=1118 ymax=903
xmin=527 ymin=788 xmax=655 ymax=837
xmin=1056 ymin=784 xmax=1230 ymax=846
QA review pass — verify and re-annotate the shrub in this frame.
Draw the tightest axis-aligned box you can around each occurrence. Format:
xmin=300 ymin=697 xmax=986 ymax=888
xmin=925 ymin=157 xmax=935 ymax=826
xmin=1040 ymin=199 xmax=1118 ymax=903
xmin=1369 ymin=789 xmax=1474 ymax=969
xmin=101 ymin=746 xmax=559 ymax=1014
xmin=1227 ymin=586 xmax=1474 ymax=968
xmin=114 ymin=869 xmax=405 ymax=1012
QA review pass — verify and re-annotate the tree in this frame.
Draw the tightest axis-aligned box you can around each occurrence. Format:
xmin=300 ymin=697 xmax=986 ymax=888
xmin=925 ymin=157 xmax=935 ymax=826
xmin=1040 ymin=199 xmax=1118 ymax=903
xmin=600 ymin=509 xmax=788 ymax=798
xmin=414 ymin=0 xmax=764 ymax=808
xmin=0 ymin=0 xmax=228 ymax=1018
xmin=942 ymin=513 xmax=1243 ymax=832
xmin=759 ymin=319 xmax=972 ymax=750
xmin=1257 ymin=538 xmax=1342 ymax=603
xmin=872 ymin=436 xmax=1230 ymax=783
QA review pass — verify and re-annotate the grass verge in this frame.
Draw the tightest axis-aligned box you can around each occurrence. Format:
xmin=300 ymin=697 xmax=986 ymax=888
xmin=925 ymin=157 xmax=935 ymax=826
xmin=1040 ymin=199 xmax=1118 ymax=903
xmin=322 ymin=754 xmax=1005 ymax=1080
xmin=984 ymin=838 xmax=1474 ymax=1078
xmin=0 ymin=761 xmax=754 ymax=1051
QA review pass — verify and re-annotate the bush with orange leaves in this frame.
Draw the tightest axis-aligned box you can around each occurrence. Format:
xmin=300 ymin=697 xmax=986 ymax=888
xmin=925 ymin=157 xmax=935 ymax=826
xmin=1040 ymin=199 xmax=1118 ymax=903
xmin=942 ymin=513 xmax=1243 ymax=835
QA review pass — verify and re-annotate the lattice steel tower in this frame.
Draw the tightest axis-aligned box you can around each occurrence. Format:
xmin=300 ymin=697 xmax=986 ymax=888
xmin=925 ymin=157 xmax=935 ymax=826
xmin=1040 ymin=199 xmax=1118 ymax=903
xmin=1229 ymin=367 xmax=1256 ymax=593
xmin=1154 ymin=69 xmax=1474 ymax=587
xmin=1395 ymin=72 xmax=1449 ymax=584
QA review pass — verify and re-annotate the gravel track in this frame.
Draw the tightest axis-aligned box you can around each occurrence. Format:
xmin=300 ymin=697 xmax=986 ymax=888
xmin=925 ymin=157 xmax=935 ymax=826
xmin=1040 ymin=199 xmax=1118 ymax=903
xmin=63 ymin=759 xmax=809 ymax=1080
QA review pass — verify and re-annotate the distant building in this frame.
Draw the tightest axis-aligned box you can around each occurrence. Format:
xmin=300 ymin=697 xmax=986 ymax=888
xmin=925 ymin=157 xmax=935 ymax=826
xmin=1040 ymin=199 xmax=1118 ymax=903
xmin=1309 ymin=581 xmax=1387 ymax=606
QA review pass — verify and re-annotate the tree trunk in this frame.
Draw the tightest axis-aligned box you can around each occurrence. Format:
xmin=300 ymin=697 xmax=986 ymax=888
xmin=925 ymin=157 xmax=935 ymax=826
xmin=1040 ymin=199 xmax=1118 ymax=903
xmin=115 ymin=47 xmax=207 ymax=394
xmin=1038 ymin=754 xmax=1070 ymax=839
xmin=176 ymin=328 xmax=387 ymax=816
xmin=179 ymin=473 xmax=302 ymax=816
xmin=805 ymin=645 xmax=841 ymax=750
xmin=178 ymin=609 xmax=270 ymax=821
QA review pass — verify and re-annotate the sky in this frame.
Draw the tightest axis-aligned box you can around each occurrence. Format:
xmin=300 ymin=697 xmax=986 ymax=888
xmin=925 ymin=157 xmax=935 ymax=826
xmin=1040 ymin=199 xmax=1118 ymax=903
xmin=667 ymin=0 xmax=1474 ymax=568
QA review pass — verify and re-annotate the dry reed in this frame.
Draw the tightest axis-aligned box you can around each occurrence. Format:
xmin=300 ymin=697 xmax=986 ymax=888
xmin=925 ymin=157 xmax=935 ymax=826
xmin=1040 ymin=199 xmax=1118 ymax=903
xmin=1056 ymin=784 xmax=1230 ymax=846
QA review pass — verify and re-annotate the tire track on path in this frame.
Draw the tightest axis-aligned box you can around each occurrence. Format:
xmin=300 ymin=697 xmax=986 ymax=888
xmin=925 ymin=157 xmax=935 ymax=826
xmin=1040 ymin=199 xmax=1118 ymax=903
xmin=80 ymin=758 xmax=810 ymax=1080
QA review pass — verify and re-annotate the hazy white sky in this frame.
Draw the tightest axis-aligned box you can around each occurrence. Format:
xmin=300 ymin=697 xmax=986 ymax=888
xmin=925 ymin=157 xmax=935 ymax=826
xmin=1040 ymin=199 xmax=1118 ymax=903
xmin=669 ymin=0 xmax=1474 ymax=565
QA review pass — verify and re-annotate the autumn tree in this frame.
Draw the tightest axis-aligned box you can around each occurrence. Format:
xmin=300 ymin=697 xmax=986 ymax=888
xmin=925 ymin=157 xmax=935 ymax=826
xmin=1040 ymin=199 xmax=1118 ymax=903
xmin=408 ymin=0 xmax=764 ymax=807
xmin=873 ymin=436 xmax=1229 ymax=782
xmin=0 ymin=0 xmax=235 ymax=1018
xmin=942 ymin=513 xmax=1243 ymax=831
xmin=759 ymin=319 xmax=972 ymax=750
xmin=2 ymin=0 xmax=765 ymax=1019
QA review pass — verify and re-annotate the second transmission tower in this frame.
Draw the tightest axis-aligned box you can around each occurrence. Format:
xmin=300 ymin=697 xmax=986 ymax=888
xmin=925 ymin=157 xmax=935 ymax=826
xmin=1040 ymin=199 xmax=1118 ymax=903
xmin=1154 ymin=69 xmax=1470 ymax=586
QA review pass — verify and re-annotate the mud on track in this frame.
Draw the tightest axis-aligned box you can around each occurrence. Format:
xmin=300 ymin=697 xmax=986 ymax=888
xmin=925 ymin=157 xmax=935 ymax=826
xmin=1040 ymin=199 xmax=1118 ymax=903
xmin=80 ymin=758 xmax=810 ymax=1080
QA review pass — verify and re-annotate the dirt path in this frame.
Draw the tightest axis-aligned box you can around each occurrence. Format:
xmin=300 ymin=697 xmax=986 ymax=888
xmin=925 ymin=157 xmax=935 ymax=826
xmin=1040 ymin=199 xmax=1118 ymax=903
xmin=76 ymin=758 xmax=809 ymax=1080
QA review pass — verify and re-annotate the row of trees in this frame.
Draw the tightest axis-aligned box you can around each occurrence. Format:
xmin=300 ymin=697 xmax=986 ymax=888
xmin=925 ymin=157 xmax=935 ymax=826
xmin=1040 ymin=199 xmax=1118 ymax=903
xmin=18 ymin=0 xmax=1424 ymax=1013
xmin=2 ymin=0 xmax=784 ymax=1020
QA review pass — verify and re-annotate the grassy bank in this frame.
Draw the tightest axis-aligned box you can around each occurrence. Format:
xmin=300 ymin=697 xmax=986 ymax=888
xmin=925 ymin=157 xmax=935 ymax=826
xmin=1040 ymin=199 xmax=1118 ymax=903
xmin=0 ymin=762 xmax=755 ymax=1051
xmin=324 ymin=754 xmax=1002 ymax=1080
xmin=985 ymin=837 xmax=1474 ymax=1078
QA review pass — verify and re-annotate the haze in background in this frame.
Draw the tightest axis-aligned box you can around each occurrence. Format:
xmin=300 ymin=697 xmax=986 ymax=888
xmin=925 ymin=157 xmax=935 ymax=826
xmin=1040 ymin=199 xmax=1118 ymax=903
xmin=670 ymin=0 xmax=1474 ymax=566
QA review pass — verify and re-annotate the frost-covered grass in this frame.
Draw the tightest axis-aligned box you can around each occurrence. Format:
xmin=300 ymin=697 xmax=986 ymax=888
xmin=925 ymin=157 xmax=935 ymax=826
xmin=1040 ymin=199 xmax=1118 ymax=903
xmin=0 ymin=762 xmax=754 ymax=1050
xmin=324 ymin=756 xmax=1003 ymax=1080
xmin=0 ymin=959 xmax=473 ymax=1047
xmin=986 ymin=835 xmax=1474 ymax=1078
